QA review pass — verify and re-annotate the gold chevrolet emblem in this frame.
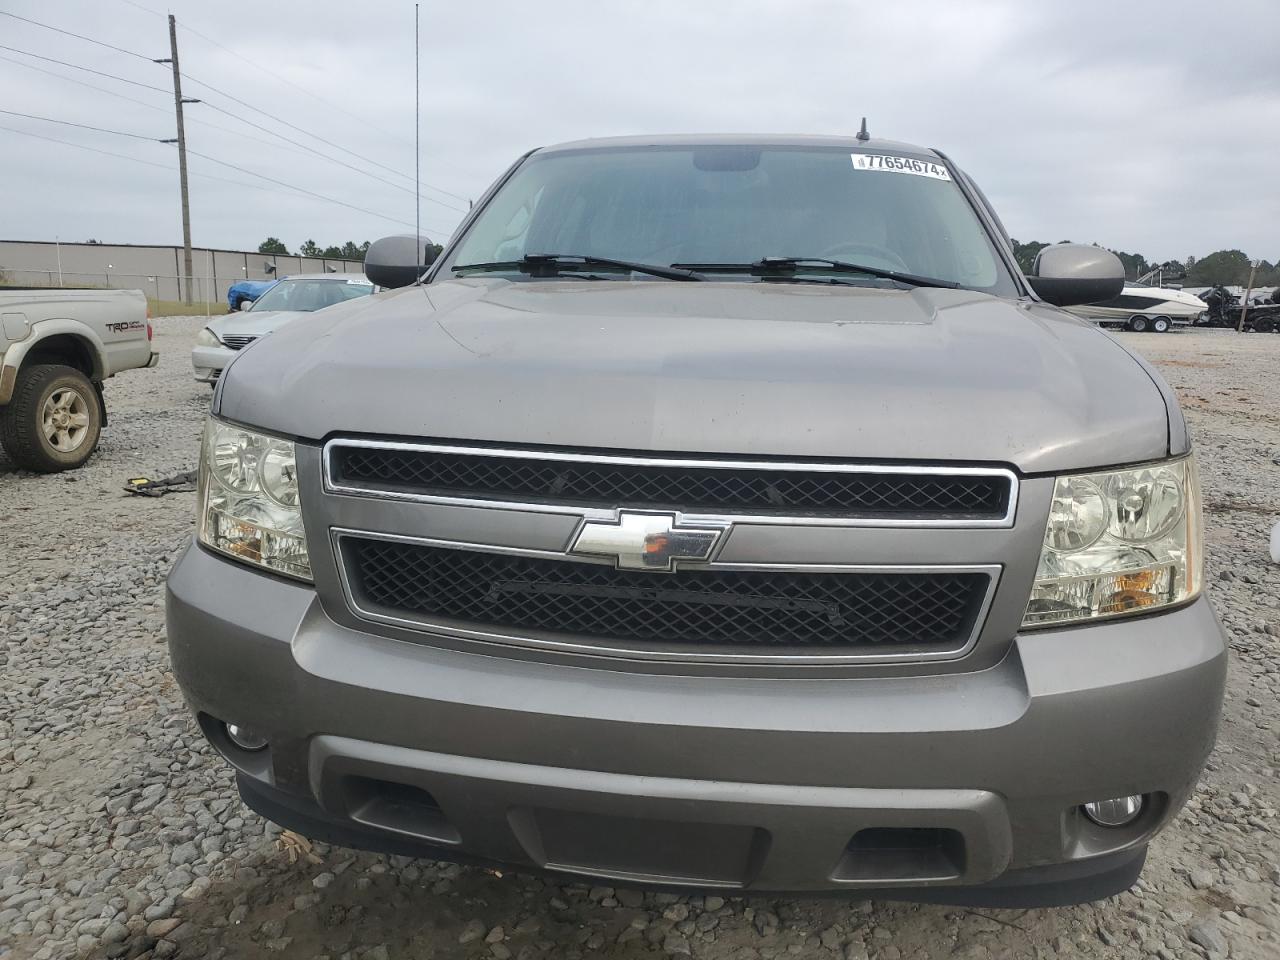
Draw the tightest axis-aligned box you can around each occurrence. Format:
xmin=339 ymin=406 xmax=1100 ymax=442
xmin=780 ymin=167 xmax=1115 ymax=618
xmin=570 ymin=511 xmax=723 ymax=572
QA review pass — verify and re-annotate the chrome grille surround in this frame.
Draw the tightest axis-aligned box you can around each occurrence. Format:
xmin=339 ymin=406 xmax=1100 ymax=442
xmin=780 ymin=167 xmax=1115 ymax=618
xmin=319 ymin=440 xmax=1015 ymax=665
xmin=323 ymin=440 xmax=1019 ymax=528
xmin=221 ymin=334 xmax=258 ymax=351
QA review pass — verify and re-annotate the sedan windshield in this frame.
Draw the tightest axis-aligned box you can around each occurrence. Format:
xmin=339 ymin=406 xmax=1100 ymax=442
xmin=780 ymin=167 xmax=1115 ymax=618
xmin=447 ymin=145 xmax=1014 ymax=294
xmin=251 ymin=278 xmax=374 ymax=312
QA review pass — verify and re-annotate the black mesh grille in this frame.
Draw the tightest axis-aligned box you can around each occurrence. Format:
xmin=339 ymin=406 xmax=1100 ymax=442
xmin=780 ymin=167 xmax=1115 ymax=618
xmin=331 ymin=446 xmax=1010 ymax=519
xmin=346 ymin=538 xmax=988 ymax=651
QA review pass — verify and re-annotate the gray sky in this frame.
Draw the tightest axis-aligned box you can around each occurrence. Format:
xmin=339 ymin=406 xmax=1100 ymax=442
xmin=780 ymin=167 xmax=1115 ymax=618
xmin=1 ymin=0 xmax=1277 ymax=263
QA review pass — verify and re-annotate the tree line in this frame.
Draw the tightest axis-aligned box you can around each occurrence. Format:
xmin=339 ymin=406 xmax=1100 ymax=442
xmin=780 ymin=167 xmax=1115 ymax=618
xmin=1010 ymin=240 xmax=1280 ymax=288
xmin=257 ymin=237 xmax=370 ymax=260
xmin=257 ymin=237 xmax=445 ymax=263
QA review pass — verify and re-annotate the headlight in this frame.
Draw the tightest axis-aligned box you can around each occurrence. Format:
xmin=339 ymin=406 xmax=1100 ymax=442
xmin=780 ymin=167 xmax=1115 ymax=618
xmin=196 ymin=327 xmax=221 ymax=347
xmin=197 ymin=418 xmax=311 ymax=581
xmin=1023 ymin=455 xmax=1201 ymax=627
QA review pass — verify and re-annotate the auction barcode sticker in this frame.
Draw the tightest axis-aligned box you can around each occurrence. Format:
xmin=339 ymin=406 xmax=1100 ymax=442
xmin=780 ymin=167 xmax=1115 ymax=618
xmin=851 ymin=154 xmax=952 ymax=181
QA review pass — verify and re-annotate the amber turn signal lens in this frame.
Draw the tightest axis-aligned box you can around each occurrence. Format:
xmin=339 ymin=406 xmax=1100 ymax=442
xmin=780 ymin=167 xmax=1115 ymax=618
xmin=1100 ymin=570 xmax=1164 ymax=614
xmin=1099 ymin=589 xmax=1160 ymax=615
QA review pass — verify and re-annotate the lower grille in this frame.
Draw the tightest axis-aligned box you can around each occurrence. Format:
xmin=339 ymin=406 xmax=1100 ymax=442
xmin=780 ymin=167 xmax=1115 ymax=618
xmin=343 ymin=537 xmax=990 ymax=653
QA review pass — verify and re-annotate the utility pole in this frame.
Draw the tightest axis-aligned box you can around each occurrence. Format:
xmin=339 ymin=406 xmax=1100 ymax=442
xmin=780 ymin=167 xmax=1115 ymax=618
xmin=156 ymin=15 xmax=195 ymax=305
xmin=1238 ymin=259 xmax=1259 ymax=333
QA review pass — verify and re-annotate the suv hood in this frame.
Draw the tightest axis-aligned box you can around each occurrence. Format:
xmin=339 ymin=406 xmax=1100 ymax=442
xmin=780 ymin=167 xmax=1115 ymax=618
xmin=218 ymin=279 xmax=1173 ymax=473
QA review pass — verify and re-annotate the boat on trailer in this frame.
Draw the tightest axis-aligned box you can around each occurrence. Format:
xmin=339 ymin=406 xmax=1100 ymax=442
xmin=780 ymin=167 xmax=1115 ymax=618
xmin=1067 ymin=283 xmax=1207 ymax=333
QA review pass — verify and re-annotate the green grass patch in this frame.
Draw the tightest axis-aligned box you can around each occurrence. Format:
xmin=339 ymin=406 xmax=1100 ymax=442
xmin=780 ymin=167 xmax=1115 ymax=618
xmin=148 ymin=299 xmax=228 ymax=317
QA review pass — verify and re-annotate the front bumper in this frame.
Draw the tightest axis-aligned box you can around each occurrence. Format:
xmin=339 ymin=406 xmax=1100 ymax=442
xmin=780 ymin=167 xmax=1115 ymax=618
xmin=191 ymin=344 xmax=235 ymax=383
xmin=166 ymin=542 xmax=1226 ymax=903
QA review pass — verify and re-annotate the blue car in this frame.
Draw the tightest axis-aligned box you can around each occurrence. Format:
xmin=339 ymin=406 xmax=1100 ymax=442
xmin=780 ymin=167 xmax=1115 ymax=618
xmin=226 ymin=279 xmax=277 ymax=312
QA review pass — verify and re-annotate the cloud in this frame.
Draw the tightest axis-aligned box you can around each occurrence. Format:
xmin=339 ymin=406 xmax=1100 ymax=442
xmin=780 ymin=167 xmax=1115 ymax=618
xmin=1 ymin=0 xmax=1276 ymax=261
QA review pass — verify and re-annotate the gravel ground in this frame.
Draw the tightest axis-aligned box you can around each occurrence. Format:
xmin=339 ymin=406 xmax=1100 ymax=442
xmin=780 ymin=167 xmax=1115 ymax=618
xmin=1 ymin=319 xmax=1278 ymax=960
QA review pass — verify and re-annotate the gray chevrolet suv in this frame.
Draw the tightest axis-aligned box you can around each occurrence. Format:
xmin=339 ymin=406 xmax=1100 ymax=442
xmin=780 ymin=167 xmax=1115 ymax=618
xmin=166 ymin=134 xmax=1226 ymax=906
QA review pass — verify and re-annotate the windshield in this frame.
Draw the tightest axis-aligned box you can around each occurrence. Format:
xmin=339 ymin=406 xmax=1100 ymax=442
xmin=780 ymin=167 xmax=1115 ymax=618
xmin=250 ymin=278 xmax=374 ymax=312
xmin=445 ymin=145 xmax=1015 ymax=293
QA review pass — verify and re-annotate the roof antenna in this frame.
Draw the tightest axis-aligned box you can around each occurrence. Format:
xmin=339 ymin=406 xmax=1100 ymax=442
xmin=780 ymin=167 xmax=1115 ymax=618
xmin=413 ymin=2 xmax=422 ymax=285
xmin=856 ymin=117 xmax=870 ymax=142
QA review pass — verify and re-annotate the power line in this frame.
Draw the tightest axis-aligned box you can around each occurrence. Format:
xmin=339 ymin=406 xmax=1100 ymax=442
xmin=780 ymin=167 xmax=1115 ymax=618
xmin=170 ymin=11 xmax=471 ymax=201
xmin=181 ymin=146 xmax=453 ymax=236
xmin=112 ymin=0 xmax=165 ymax=16
xmin=0 ymin=41 xmax=465 ymax=210
xmin=0 ymin=11 xmax=152 ymax=61
xmin=0 ymin=51 xmax=170 ymax=115
xmin=192 ymin=98 xmax=467 ymax=212
xmin=2 ymin=9 xmax=382 ymax=174
xmin=0 ymin=108 xmax=160 ymax=141
xmin=176 ymin=70 xmax=470 ymax=204
xmin=3 ymin=15 xmax=464 ymax=236
xmin=108 ymin=0 xmax=481 ymax=193
xmin=1 ymin=121 xmax=455 ymax=236
xmin=0 ymin=51 xmax=344 ymax=155
xmin=0 ymin=122 xmax=302 ymax=195
xmin=0 ymin=43 xmax=171 ymax=94
xmin=109 ymin=0 xmax=407 ymax=147
xmin=37 ymin=2 xmax=473 ymax=204
xmin=180 ymin=20 xmax=416 ymax=153
xmin=0 ymin=122 xmax=176 ymax=172
xmin=3 ymin=106 xmax=454 ymax=233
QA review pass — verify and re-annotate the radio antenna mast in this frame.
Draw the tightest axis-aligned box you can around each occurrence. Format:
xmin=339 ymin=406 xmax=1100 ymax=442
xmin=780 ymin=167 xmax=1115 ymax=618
xmin=414 ymin=2 xmax=422 ymax=284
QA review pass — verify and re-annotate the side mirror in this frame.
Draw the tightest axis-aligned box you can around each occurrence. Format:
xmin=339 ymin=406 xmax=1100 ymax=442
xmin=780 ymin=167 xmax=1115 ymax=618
xmin=364 ymin=234 xmax=436 ymax=289
xmin=1027 ymin=244 xmax=1125 ymax=307
xmin=238 ymin=300 xmax=253 ymax=311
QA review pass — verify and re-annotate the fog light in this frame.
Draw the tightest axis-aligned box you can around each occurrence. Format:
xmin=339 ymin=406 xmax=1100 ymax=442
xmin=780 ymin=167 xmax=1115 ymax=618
xmin=1082 ymin=795 xmax=1144 ymax=827
xmin=225 ymin=723 xmax=268 ymax=752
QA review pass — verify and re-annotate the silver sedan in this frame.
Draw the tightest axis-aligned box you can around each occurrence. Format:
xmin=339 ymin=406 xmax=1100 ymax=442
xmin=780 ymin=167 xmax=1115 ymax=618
xmin=192 ymin=273 xmax=374 ymax=384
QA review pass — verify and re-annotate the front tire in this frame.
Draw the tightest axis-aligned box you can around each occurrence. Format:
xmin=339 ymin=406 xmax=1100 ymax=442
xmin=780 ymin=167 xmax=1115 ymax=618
xmin=1128 ymin=315 xmax=1150 ymax=333
xmin=0 ymin=364 xmax=103 ymax=472
xmin=1151 ymin=316 xmax=1171 ymax=333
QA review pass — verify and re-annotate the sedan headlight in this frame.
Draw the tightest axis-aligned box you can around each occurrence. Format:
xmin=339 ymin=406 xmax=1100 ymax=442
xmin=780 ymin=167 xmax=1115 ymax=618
xmin=197 ymin=418 xmax=311 ymax=581
xmin=195 ymin=327 xmax=221 ymax=347
xmin=1023 ymin=455 xmax=1202 ymax=627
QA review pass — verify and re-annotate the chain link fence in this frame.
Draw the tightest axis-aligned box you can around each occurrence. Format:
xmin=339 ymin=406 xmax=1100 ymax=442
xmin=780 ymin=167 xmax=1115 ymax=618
xmin=4 ymin=268 xmax=212 ymax=301
xmin=1 ymin=264 xmax=367 ymax=315
xmin=1 ymin=241 xmax=366 ymax=314
xmin=0 ymin=269 xmax=238 ymax=317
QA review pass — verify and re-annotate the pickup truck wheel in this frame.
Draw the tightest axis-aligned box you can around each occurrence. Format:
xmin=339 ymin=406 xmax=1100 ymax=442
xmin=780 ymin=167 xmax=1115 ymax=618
xmin=0 ymin=364 xmax=103 ymax=472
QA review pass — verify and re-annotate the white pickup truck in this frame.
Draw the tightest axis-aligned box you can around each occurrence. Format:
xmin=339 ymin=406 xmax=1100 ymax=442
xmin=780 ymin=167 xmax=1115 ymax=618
xmin=0 ymin=288 xmax=158 ymax=471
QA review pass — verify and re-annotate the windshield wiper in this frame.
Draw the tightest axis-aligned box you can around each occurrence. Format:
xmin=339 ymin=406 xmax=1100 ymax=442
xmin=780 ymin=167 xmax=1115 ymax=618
xmin=671 ymin=257 xmax=960 ymax=290
xmin=454 ymin=254 xmax=704 ymax=282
